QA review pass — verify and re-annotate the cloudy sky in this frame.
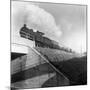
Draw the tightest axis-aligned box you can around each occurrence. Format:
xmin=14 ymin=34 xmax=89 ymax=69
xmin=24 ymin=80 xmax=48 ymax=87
xmin=11 ymin=0 xmax=87 ymax=53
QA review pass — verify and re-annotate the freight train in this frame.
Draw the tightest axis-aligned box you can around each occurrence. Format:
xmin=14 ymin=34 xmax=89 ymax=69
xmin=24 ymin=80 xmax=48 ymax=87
xmin=19 ymin=24 xmax=73 ymax=53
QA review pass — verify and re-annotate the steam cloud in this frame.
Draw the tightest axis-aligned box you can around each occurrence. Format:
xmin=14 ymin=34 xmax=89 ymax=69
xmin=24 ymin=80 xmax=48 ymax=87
xmin=12 ymin=1 xmax=62 ymax=42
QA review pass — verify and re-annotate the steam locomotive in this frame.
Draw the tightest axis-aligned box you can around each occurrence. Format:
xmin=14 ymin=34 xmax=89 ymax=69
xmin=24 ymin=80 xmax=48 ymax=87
xmin=19 ymin=24 xmax=73 ymax=53
xmin=19 ymin=24 xmax=60 ymax=49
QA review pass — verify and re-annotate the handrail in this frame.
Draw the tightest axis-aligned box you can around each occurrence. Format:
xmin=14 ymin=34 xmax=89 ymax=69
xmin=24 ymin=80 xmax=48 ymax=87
xmin=11 ymin=43 xmax=70 ymax=81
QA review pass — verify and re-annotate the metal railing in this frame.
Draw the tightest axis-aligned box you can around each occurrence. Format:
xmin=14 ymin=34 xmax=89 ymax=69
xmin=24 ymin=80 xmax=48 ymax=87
xmin=11 ymin=43 xmax=70 ymax=81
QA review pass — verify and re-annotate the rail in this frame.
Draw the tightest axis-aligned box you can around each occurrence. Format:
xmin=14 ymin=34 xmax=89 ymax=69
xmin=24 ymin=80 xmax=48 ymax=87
xmin=11 ymin=43 xmax=70 ymax=80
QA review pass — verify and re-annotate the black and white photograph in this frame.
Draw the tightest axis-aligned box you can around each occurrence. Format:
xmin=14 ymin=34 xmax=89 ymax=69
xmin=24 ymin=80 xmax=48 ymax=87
xmin=11 ymin=0 xmax=87 ymax=89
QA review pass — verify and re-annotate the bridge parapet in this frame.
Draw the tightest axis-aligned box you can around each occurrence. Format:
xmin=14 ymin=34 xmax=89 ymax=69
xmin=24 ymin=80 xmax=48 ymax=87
xmin=11 ymin=43 xmax=70 ymax=89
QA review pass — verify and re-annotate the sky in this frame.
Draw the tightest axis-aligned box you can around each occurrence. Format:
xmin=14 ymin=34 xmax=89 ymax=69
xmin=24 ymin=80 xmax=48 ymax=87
xmin=11 ymin=0 xmax=87 ymax=53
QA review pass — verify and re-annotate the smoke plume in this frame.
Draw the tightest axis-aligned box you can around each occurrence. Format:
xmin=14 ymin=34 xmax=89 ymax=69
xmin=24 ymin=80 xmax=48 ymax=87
xmin=12 ymin=1 xmax=62 ymax=42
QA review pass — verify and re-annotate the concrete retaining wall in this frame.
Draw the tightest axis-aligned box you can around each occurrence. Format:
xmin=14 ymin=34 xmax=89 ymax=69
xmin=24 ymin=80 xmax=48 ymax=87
xmin=11 ymin=44 xmax=70 ymax=89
